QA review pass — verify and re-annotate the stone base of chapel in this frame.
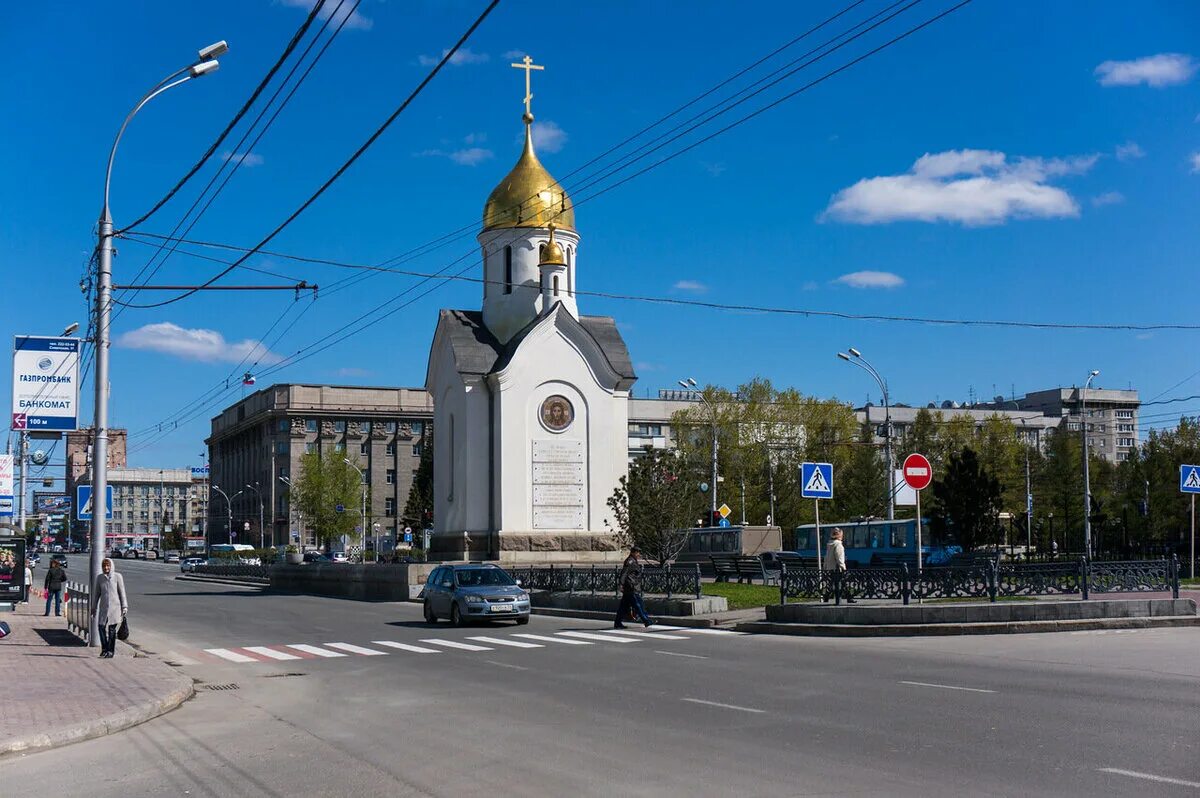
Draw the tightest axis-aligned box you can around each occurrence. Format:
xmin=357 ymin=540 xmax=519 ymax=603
xmin=429 ymin=530 xmax=625 ymax=563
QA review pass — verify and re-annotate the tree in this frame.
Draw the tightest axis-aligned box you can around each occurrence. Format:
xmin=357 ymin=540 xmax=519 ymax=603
xmin=606 ymin=447 xmax=705 ymax=566
xmin=162 ymin=526 xmax=185 ymax=552
xmin=929 ymin=446 xmax=1003 ymax=552
xmin=836 ymin=421 xmax=885 ymax=520
xmin=291 ymin=451 xmax=363 ymax=549
xmin=403 ymin=430 xmax=434 ymax=529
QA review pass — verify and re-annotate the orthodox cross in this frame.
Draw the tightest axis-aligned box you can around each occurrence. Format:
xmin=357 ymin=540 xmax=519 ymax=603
xmin=510 ymin=55 xmax=544 ymax=117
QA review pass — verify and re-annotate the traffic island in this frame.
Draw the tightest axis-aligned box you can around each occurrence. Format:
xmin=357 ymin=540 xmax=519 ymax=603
xmin=0 ymin=604 xmax=194 ymax=757
xmin=737 ymin=597 xmax=1200 ymax=636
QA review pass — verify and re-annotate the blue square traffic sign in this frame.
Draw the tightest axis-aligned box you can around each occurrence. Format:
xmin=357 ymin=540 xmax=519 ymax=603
xmin=800 ymin=462 xmax=834 ymax=500
xmin=1181 ymin=465 xmax=1200 ymax=494
xmin=76 ymin=485 xmax=113 ymax=520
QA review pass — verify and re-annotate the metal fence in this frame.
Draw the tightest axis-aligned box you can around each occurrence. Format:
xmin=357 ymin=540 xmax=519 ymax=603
xmin=191 ymin=563 xmax=272 ymax=581
xmin=507 ymin=564 xmax=702 ymax=599
xmin=780 ymin=557 xmax=1180 ymax=605
xmin=66 ymin=579 xmax=90 ymax=643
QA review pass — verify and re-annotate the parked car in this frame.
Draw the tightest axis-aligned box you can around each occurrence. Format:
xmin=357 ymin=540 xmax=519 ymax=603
xmin=180 ymin=557 xmax=205 ymax=573
xmin=302 ymin=551 xmax=331 ymax=563
xmin=164 ymin=552 xmax=181 ymax=564
xmin=328 ymin=552 xmax=349 ymax=563
xmin=423 ymin=563 xmax=530 ymax=627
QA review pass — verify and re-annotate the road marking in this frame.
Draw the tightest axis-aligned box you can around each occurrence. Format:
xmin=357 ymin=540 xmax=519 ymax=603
xmin=681 ymin=698 xmax=765 ymax=714
xmin=467 ymin=636 xmax=543 ymax=648
xmin=243 ymin=646 xmax=301 ymax=661
xmin=325 ymin=642 xmax=388 ymax=656
xmin=286 ymin=644 xmax=347 ymax=658
xmin=556 ymin=631 xmax=641 ymax=643
xmin=205 ymin=648 xmax=258 ymax=663
xmin=512 ymin=633 xmax=592 ymax=645
xmin=672 ymin=628 xmax=745 ymax=636
xmin=484 ymin=660 xmax=530 ymax=671
xmin=372 ymin=640 xmax=441 ymax=654
xmin=1098 ymin=768 xmax=1200 ymax=789
xmin=899 ymin=680 xmax=996 ymax=694
xmin=597 ymin=629 xmax=690 ymax=640
xmin=655 ymin=650 xmax=708 ymax=659
xmin=420 ymin=639 xmax=494 ymax=652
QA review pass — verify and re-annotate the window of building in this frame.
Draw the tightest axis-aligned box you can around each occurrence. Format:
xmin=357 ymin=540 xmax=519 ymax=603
xmin=360 ymin=421 xmax=371 ymax=434
xmin=361 ymin=470 xmax=369 ymax=484
xmin=1116 ymin=410 xmax=1134 ymax=419
xmin=360 ymin=442 xmax=369 ymax=456
xmin=305 ymin=443 xmax=317 ymax=454
xmin=1117 ymin=437 xmax=1136 ymax=447
xmin=386 ymin=421 xmax=397 ymax=433
xmin=386 ymin=443 xmax=395 ymax=456
xmin=305 ymin=419 xmax=318 ymax=432
xmin=277 ymin=418 xmax=288 ymax=433
xmin=334 ymin=442 xmax=346 ymax=454
xmin=278 ymin=467 xmax=289 ymax=480
xmin=386 ymin=469 xmax=396 ymax=485
xmin=413 ymin=444 xmax=423 ymax=457
xmin=504 ymin=246 xmax=513 ymax=294
xmin=411 ymin=421 xmax=424 ymax=435
xmin=385 ymin=498 xmax=395 ymax=516
xmin=333 ymin=420 xmax=346 ymax=433
xmin=1117 ymin=423 xmax=1133 ymax=432
xmin=275 ymin=441 xmax=288 ymax=455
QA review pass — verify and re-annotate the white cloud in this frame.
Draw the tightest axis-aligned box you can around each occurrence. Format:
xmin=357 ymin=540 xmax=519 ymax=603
xmin=634 ymin=362 xmax=659 ymax=373
xmin=116 ymin=322 xmax=282 ymax=364
xmin=823 ymin=149 xmax=1097 ymax=226
xmin=1091 ymin=191 xmax=1125 ymax=207
xmin=334 ymin=367 xmax=372 ymax=378
xmin=1114 ymin=141 xmax=1145 ymax=161
xmin=834 ymin=270 xmax=905 ymax=289
xmin=278 ymin=0 xmax=372 ymax=31
xmin=417 ymin=47 xmax=488 ymax=67
xmin=702 ymin=161 xmax=727 ymax=177
xmin=415 ymin=146 xmax=494 ymax=166
xmin=532 ymin=120 xmax=567 ymax=153
xmin=502 ymin=50 xmax=526 ymax=60
xmin=1095 ymin=53 xmax=1196 ymax=87
xmin=672 ymin=280 xmax=708 ymax=294
xmin=220 ymin=150 xmax=264 ymax=168
xmin=1190 ymin=152 xmax=1200 ymax=173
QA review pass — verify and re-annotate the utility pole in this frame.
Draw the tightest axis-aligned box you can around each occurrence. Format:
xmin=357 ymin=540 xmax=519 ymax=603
xmin=17 ymin=432 xmax=28 ymax=535
xmin=838 ymin=349 xmax=894 ymax=520
xmin=1080 ymin=371 xmax=1099 ymax=559
xmin=679 ymin=378 xmax=718 ymax=522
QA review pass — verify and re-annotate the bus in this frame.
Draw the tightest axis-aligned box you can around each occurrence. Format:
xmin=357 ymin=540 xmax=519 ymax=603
xmin=792 ymin=518 xmax=960 ymax=567
xmin=208 ymin=543 xmax=261 ymax=565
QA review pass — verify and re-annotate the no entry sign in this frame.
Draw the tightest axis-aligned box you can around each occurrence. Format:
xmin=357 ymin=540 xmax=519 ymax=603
xmin=902 ymin=453 xmax=933 ymax=491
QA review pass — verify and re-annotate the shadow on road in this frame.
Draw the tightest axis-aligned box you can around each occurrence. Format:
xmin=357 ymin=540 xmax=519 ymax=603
xmin=34 ymin=628 xmax=85 ymax=647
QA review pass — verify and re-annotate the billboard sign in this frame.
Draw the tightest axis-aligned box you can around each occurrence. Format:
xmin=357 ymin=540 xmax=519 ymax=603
xmin=0 ymin=538 xmax=26 ymax=602
xmin=0 ymin=454 xmax=12 ymax=518
xmin=12 ymin=336 xmax=81 ymax=431
xmin=34 ymin=491 xmax=71 ymax=514
xmin=191 ymin=465 xmax=209 ymax=478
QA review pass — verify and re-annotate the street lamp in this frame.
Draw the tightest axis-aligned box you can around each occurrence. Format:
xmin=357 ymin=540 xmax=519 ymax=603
xmin=90 ymin=40 xmax=227 ymax=646
xmin=211 ymin=485 xmax=242 ymax=546
xmin=838 ymin=348 xmax=895 ymax=520
xmin=245 ymin=482 xmax=265 ymax=550
xmin=679 ymin=377 xmax=718 ymax=523
xmin=344 ymin=459 xmax=367 ymax=561
xmin=1081 ymin=369 xmax=1100 ymax=559
xmin=279 ymin=475 xmax=303 ymax=549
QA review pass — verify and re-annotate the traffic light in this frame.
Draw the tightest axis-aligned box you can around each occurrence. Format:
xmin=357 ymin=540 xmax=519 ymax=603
xmin=710 ymin=510 xmax=722 ymax=528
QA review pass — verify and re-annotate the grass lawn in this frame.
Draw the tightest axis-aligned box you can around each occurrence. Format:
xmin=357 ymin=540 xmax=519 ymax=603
xmin=701 ymin=581 xmax=780 ymax=609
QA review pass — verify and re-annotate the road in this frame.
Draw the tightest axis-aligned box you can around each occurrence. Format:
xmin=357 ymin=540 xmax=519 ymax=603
xmin=4 ymin=555 xmax=1198 ymax=797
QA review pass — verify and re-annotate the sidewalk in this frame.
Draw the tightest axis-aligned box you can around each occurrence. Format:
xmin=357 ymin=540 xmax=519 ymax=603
xmin=0 ymin=600 xmax=194 ymax=757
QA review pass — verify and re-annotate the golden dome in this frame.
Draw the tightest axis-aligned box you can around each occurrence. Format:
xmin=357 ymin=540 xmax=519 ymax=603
xmin=482 ymin=120 xmax=575 ymax=232
xmin=539 ymin=223 xmax=566 ymax=266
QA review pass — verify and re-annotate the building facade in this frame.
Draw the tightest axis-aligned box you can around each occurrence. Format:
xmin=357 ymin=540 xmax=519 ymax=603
xmin=206 ymin=384 xmax=434 ymax=550
xmin=78 ymin=466 xmax=203 ymax=553
xmin=65 ymin=427 xmax=127 ymax=542
xmin=1011 ymin=387 xmax=1140 ymax=463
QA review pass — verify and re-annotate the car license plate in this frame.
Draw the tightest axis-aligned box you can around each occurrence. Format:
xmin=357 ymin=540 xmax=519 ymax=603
xmin=489 ymin=604 xmax=513 ymax=612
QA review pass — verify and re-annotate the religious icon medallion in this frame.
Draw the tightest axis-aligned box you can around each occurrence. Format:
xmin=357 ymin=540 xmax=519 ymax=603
xmin=539 ymin=395 xmax=574 ymax=432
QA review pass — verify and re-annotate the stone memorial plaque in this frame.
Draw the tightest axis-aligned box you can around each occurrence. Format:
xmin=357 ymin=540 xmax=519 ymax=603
xmin=533 ymin=483 xmax=586 ymax=505
xmin=532 ymin=462 xmax=584 ymax=482
xmin=532 ymin=439 xmax=585 ymax=529
xmin=533 ymin=506 xmax=586 ymax=529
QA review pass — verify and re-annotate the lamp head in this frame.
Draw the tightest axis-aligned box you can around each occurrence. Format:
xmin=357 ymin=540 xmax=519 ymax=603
xmin=687 ymin=378 xmax=697 ymax=387
xmin=677 ymin=380 xmax=689 ymax=389
xmin=198 ymin=40 xmax=228 ymax=61
xmin=189 ymin=60 xmax=219 ymax=78
xmin=1089 ymin=369 xmax=1100 ymax=377
xmin=848 ymin=347 xmax=862 ymax=358
xmin=836 ymin=352 xmax=851 ymax=361
xmin=61 ymin=322 xmax=79 ymax=337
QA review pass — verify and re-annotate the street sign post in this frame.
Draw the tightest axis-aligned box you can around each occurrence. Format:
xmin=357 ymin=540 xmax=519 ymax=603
xmin=12 ymin=336 xmax=81 ymax=431
xmin=1181 ymin=465 xmax=1200 ymax=578
xmin=902 ymin=454 xmax=933 ymax=572
xmin=800 ymin=463 xmax=834 ymax=571
xmin=75 ymin=485 xmax=113 ymax=521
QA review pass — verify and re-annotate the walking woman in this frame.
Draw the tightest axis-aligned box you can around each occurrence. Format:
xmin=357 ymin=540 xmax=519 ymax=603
xmin=91 ymin=558 xmax=128 ymax=658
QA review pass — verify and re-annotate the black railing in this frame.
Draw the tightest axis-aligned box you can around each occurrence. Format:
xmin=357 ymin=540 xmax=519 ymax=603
xmin=507 ymin=564 xmax=702 ymax=599
xmin=66 ymin=579 xmax=90 ymax=643
xmin=192 ymin=563 xmax=271 ymax=581
xmin=780 ymin=557 xmax=1180 ymax=606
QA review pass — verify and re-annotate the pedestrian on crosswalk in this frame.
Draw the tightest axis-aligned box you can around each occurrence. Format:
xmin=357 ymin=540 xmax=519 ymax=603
xmin=614 ymin=547 xmax=653 ymax=629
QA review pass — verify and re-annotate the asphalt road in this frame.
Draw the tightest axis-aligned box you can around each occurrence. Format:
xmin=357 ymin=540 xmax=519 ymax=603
xmin=4 ymin=555 xmax=1197 ymax=797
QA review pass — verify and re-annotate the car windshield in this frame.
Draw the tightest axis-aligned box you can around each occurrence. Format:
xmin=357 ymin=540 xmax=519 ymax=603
xmin=454 ymin=568 xmax=515 ymax=587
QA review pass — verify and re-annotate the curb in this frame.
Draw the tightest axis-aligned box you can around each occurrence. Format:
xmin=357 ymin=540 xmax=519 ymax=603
xmin=1 ymin=661 xmax=194 ymax=758
xmin=175 ymin=574 xmax=268 ymax=588
xmin=734 ymin=615 xmax=1200 ymax=637
xmin=530 ymin=606 xmax=754 ymax=628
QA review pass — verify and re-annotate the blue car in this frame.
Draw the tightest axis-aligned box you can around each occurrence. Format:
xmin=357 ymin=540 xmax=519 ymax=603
xmin=423 ymin=563 xmax=531 ymax=627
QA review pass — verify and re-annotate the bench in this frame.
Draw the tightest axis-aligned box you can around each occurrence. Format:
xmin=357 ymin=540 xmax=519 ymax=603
xmin=710 ymin=554 xmax=777 ymax=585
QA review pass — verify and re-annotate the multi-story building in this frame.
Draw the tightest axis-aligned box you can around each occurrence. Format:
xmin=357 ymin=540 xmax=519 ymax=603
xmin=65 ymin=426 xmax=127 ymax=541
xmin=1011 ymin=387 xmax=1140 ymax=463
xmin=859 ymin=404 xmax=1061 ymax=452
xmin=206 ymin=384 xmax=434 ymax=551
xmin=77 ymin=466 xmax=203 ymax=553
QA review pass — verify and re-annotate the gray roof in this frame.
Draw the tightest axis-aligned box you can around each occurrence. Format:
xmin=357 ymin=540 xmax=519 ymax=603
xmin=434 ymin=309 xmax=636 ymax=388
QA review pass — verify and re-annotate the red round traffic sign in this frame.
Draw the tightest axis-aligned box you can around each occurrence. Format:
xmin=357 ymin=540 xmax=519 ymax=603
xmin=902 ymin=453 xmax=933 ymax=491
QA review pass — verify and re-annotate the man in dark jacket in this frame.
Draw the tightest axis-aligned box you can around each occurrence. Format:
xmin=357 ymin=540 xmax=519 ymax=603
xmin=614 ymin=547 xmax=652 ymax=629
xmin=44 ymin=560 xmax=68 ymax=616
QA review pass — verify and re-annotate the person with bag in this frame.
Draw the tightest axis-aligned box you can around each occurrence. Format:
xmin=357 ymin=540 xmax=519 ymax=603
xmin=614 ymin=546 xmax=653 ymax=629
xmin=91 ymin=558 xmax=128 ymax=658
xmin=43 ymin=559 xmax=68 ymax=616
xmin=822 ymin=528 xmax=857 ymax=604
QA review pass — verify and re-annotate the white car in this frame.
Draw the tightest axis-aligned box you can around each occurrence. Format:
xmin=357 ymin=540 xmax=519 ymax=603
xmin=164 ymin=552 xmax=181 ymax=564
xmin=180 ymin=557 xmax=205 ymax=573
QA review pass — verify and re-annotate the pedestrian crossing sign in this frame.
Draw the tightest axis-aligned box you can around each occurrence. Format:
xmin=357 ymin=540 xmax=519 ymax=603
xmin=1180 ymin=464 xmax=1200 ymax=494
xmin=800 ymin=462 xmax=833 ymax=500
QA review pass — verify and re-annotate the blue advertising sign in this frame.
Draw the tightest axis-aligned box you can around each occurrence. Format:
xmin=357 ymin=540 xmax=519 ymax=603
xmin=1181 ymin=464 xmax=1200 ymax=494
xmin=800 ymin=462 xmax=834 ymax=500
xmin=12 ymin=336 xmax=81 ymax=431
xmin=76 ymin=485 xmax=113 ymax=521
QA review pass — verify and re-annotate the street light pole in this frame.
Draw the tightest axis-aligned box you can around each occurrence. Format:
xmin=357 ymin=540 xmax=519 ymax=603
xmin=838 ymin=349 xmax=894 ymax=520
xmin=89 ymin=41 xmax=226 ymax=646
xmin=680 ymin=378 xmax=718 ymax=522
xmin=1080 ymin=370 xmax=1100 ymax=559
xmin=211 ymin=486 xmax=242 ymax=546
xmin=344 ymin=459 xmax=367 ymax=561
xmin=245 ymin=483 xmax=264 ymax=550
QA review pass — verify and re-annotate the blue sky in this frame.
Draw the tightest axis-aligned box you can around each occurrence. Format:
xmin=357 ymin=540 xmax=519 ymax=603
xmin=3 ymin=0 xmax=1198 ymax=468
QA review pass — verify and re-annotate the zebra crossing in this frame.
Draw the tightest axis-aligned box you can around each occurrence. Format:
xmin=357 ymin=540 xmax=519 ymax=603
xmin=200 ymin=625 xmax=743 ymax=666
